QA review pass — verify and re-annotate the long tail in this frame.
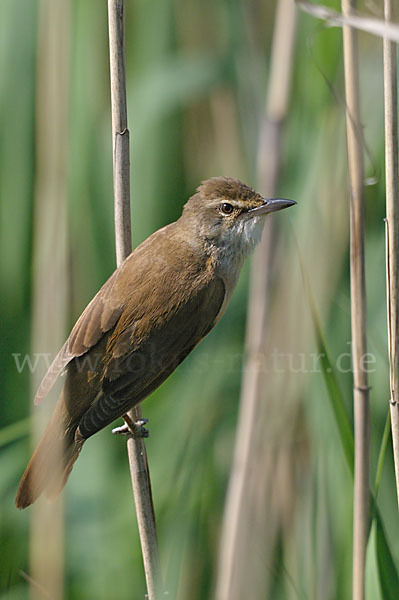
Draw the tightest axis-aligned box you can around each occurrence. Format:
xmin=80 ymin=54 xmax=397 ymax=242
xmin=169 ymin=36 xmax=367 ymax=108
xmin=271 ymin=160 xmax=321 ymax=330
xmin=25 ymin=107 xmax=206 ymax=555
xmin=15 ymin=416 xmax=85 ymax=510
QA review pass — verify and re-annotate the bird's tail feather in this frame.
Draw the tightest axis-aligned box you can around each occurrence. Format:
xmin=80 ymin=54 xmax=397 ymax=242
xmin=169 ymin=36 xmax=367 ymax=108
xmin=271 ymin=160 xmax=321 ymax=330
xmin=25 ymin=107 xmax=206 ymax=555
xmin=15 ymin=417 xmax=84 ymax=510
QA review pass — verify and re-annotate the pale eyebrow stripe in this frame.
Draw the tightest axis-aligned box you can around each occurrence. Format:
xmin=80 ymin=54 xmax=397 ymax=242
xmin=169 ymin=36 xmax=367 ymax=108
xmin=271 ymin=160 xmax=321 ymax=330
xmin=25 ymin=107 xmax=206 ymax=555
xmin=213 ymin=199 xmax=253 ymax=210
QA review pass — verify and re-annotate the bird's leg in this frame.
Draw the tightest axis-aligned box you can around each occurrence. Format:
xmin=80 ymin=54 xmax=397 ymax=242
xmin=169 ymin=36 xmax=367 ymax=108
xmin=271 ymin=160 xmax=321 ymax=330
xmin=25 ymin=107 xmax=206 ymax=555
xmin=112 ymin=413 xmax=149 ymax=438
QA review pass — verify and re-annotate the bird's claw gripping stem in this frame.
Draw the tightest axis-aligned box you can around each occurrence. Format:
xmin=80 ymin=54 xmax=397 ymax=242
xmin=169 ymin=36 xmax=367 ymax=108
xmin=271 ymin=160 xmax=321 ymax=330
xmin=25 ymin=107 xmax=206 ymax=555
xmin=112 ymin=417 xmax=149 ymax=438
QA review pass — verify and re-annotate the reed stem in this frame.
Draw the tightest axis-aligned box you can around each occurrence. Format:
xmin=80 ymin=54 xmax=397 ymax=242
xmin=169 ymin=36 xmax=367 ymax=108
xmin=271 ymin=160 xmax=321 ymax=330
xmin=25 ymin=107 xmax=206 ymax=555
xmin=29 ymin=1 xmax=70 ymax=597
xmin=383 ymin=0 xmax=399 ymax=510
xmin=341 ymin=1 xmax=370 ymax=598
xmin=108 ymin=2 xmax=162 ymax=597
xmin=214 ymin=1 xmax=297 ymax=598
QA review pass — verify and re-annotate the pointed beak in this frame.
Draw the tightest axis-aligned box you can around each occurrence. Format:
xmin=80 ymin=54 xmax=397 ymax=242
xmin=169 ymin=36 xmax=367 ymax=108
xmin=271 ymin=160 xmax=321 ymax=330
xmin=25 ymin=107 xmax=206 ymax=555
xmin=248 ymin=198 xmax=296 ymax=216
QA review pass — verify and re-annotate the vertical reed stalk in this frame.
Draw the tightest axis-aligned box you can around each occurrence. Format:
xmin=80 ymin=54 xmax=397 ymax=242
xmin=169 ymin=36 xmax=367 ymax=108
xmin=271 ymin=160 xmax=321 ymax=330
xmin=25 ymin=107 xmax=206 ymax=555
xmin=341 ymin=1 xmax=370 ymax=598
xmin=215 ymin=1 xmax=297 ymax=598
xmin=30 ymin=0 xmax=70 ymax=597
xmin=108 ymin=2 xmax=162 ymax=598
xmin=383 ymin=0 xmax=399 ymax=510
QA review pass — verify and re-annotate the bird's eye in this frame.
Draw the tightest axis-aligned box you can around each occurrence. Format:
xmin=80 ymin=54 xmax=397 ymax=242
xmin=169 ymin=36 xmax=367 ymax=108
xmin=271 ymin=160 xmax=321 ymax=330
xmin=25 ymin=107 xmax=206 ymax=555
xmin=220 ymin=202 xmax=234 ymax=215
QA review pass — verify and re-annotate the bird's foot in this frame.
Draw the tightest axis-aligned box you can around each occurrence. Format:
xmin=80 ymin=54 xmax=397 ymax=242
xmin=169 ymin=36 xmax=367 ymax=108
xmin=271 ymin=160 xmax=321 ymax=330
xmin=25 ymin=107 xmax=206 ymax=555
xmin=112 ymin=423 xmax=130 ymax=435
xmin=112 ymin=417 xmax=149 ymax=438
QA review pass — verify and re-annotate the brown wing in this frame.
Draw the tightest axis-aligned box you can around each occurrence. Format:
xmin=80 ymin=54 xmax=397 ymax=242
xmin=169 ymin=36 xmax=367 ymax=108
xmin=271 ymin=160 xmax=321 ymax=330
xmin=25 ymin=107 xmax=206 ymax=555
xmin=34 ymin=225 xmax=172 ymax=406
xmin=34 ymin=267 xmax=126 ymax=405
xmin=77 ymin=275 xmax=225 ymax=439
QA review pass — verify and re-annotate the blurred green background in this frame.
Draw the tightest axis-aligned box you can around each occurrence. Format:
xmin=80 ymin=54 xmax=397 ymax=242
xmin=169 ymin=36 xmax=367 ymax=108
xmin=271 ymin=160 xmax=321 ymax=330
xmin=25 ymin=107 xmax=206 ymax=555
xmin=0 ymin=0 xmax=398 ymax=598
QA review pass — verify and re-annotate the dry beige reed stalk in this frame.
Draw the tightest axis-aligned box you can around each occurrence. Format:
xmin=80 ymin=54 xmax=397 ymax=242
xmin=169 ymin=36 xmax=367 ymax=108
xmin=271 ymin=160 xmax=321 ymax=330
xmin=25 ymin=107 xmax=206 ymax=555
xmin=29 ymin=0 xmax=70 ymax=597
xmin=383 ymin=0 xmax=399 ymax=510
xmin=214 ymin=1 xmax=297 ymax=598
xmin=341 ymin=1 xmax=370 ymax=599
xmin=108 ymin=1 xmax=162 ymax=598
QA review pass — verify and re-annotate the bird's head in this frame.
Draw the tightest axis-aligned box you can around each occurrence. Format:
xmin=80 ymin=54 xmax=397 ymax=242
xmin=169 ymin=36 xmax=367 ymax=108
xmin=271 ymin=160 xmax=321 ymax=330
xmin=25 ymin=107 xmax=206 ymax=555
xmin=181 ymin=176 xmax=296 ymax=258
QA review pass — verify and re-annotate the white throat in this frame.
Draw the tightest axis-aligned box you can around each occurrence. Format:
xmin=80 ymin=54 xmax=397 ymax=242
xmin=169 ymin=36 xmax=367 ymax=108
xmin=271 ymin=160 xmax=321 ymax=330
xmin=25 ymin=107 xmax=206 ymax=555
xmin=212 ymin=215 xmax=265 ymax=278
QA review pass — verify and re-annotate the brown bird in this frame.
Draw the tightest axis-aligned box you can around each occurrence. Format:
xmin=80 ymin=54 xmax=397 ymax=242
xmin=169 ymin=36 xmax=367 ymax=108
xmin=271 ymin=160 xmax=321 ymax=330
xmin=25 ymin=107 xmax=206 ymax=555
xmin=16 ymin=177 xmax=295 ymax=509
